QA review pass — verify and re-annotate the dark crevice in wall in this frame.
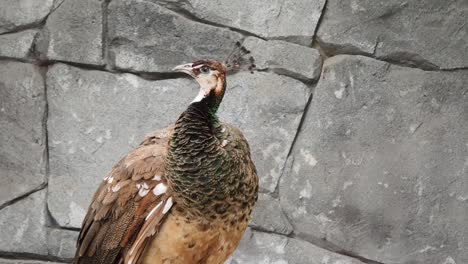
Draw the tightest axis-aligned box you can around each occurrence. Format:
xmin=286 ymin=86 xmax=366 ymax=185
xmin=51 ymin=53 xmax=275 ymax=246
xmin=0 ymin=56 xmax=35 ymax=64
xmin=41 ymin=58 xmax=197 ymax=81
xmin=314 ymin=38 xmax=460 ymax=72
xmin=249 ymin=225 xmax=296 ymax=239
xmin=102 ymin=0 xmax=112 ymax=70
xmin=45 ymin=200 xmax=80 ymax=231
xmin=267 ymin=0 xmax=326 ymax=203
xmin=308 ymin=0 xmax=464 ymax=73
xmin=40 ymin=59 xmax=106 ymax=70
xmin=247 ymin=67 xmax=319 ymax=86
xmin=377 ymin=52 xmax=439 ymax=71
xmin=29 ymin=30 xmax=43 ymax=60
xmin=271 ymin=88 xmax=314 ymax=198
xmin=45 ymin=204 xmax=80 ymax=231
xmin=313 ymin=0 xmax=328 ymax=44
xmin=58 ymin=226 xmax=81 ymax=232
xmin=110 ymin=66 xmax=196 ymax=81
xmin=312 ymin=0 xmax=330 ymax=65
xmin=0 ymin=21 xmax=45 ymax=37
xmin=293 ymin=232 xmax=385 ymax=264
xmin=45 ymin=202 xmax=61 ymax=228
xmin=249 ymin=227 xmax=386 ymax=264
xmin=0 ymin=0 xmax=63 ymax=37
xmin=40 ymin=63 xmax=53 ymax=231
xmin=0 ymin=183 xmax=47 ymax=211
xmin=39 ymin=66 xmax=50 ymax=187
xmin=156 ymin=1 xmax=266 ymax=41
xmin=0 ymin=25 xmax=38 ymax=36
xmin=439 ymin=66 xmax=468 ymax=72
xmin=0 ymin=251 xmax=69 ymax=263
xmin=47 ymin=0 xmax=66 ymax=21
xmin=284 ymin=91 xmax=314 ymax=160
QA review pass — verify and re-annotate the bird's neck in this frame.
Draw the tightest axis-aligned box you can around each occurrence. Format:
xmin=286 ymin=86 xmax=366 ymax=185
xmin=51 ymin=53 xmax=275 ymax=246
xmin=166 ymin=86 xmax=230 ymax=217
xmin=191 ymin=74 xmax=226 ymax=118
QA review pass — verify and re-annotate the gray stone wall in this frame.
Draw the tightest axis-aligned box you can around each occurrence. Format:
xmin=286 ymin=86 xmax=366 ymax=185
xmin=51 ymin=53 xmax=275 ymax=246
xmin=0 ymin=0 xmax=466 ymax=264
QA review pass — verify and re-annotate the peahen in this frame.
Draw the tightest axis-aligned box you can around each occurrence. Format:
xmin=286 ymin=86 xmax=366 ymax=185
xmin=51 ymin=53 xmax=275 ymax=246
xmin=74 ymin=50 xmax=258 ymax=264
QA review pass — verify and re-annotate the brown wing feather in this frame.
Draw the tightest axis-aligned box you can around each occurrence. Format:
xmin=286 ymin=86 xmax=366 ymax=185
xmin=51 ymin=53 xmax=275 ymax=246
xmin=74 ymin=126 xmax=174 ymax=264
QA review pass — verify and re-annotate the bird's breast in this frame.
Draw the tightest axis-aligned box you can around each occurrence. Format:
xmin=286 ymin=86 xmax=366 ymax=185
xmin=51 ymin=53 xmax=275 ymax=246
xmin=141 ymin=210 xmax=248 ymax=264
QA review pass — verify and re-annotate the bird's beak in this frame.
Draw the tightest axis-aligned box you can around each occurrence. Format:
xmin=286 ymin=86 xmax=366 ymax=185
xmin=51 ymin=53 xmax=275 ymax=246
xmin=172 ymin=63 xmax=195 ymax=77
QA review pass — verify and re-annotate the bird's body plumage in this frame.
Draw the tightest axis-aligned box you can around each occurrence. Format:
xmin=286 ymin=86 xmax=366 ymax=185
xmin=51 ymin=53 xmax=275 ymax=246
xmin=74 ymin=59 xmax=258 ymax=264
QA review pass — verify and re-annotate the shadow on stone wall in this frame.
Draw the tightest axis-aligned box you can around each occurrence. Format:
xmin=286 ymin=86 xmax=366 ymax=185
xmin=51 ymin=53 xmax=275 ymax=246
xmin=0 ymin=0 xmax=467 ymax=264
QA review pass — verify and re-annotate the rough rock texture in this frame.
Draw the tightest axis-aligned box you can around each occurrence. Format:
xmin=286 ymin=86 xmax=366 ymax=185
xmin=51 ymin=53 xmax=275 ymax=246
xmin=47 ymin=63 xmax=195 ymax=228
xmin=0 ymin=30 xmax=39 ymax=60
xmin=220 ymin=72 xmax=309 ymax=193
xmin=0 ymin=0 xmax=53 ymax=34
xmin=317 ymin=0 xmax=468 ymax=69
xmin=0 ymin=189 xmax=47 ymax=255
xmin=243 ymin=37 xmax=322 ymax=81
xmin=280 ymin=55 xmax=468 ymax=264
xmin=228 ymin=228 xmax=366 ymax=264
xmin=159 ymin=0 xmax=326 ymax=45
xmin=0 ymin=61 xmax=46 ymax=207
xmin=44 ymin=0 xmax=103 ymax=65
xmin=47 ymin=228 xmax=79 ymax=260
xmin=1 ymin=1 xmax=468 ymax=263
xmin=249 ymin=194 xmax=293 ymax=235
xmin=108 ymin=0 xmax=243 ymax=73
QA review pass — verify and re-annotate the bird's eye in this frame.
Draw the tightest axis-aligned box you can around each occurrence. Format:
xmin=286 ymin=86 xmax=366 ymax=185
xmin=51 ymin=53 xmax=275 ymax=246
xmin=200 ymin=65 xmax=210 ymax=73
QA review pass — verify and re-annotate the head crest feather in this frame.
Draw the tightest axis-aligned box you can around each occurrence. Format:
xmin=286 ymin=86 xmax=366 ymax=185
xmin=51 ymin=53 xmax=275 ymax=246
xmin=224 ymin=41 xmax=256 ymax=73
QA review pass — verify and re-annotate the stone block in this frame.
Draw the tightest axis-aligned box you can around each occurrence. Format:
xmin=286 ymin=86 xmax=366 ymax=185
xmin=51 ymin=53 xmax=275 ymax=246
xmin=229 ymin=229 xmax=366 ymax=264
xmin=0 ymin=61 xmax=46 ymax=207
xmin=280 ymin=55 xmax=468 ymax=263
xmin=47 ymin=228 xmax=79 ymax=260
xmin=0 ymin=0 xmax=53 ymax=34
xmin=317 ymin=0 xmax=468 ymax=69
xmin=108 ymin=0 xmax=242 ymax=73
xmin=45 ymin=0 xmax=103 ymax=65
xmin=0 ymin=190 xmax=47 ymax=255
xmin=0 ymin=30 xmax=39 ymax=60
xmin=220 ymin=72 xmax=310 ymax=193
xmin=249 ymin=194 xmax=293 ymax=235
xmin=159 ymin=0 xmax=326 ymax=45
xmin=243 ymin=37 xmax=322 ymax=81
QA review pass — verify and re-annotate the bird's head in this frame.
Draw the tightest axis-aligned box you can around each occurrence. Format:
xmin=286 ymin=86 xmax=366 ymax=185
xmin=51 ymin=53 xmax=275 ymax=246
xmin=173 ymin=59 xmax=227 ymax=104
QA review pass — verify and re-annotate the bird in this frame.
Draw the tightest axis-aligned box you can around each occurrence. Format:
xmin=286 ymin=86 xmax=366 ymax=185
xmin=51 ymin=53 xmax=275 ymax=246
xmin=73 ymin=55 xmax=259 ymax=264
